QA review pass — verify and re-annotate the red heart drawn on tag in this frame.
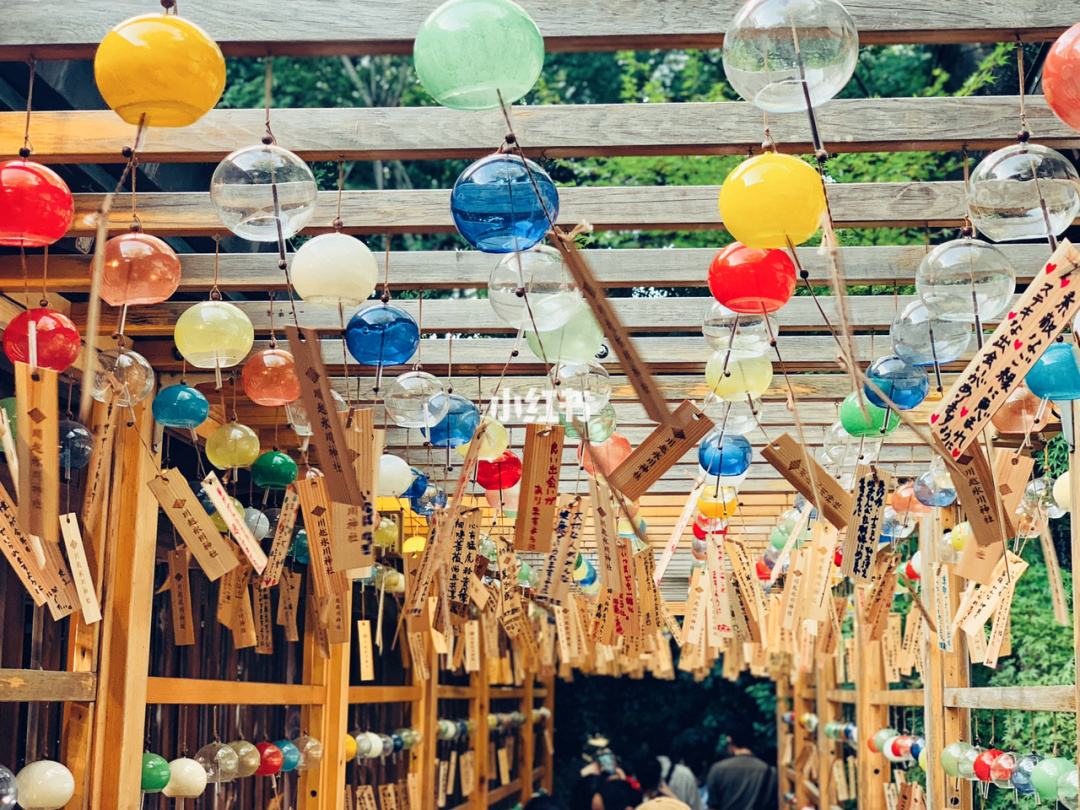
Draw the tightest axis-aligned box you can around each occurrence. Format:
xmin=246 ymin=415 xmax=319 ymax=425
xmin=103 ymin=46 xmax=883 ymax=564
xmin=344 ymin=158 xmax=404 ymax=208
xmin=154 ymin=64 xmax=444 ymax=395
xmin=952 ymin=448 xmax=961 ymax=458
xmin=960 ymin=407 xmax=969 ymax=417
xmin=930 ymin=413 xmax=940 ymax=424
xmin=1008 ymin=311 xmax=1018 ymax=320
xmin=1047 ymin=262 xmax=1058 ymax=275
xmin=1014 ymin=340 xmax=1024 ymax=350
xmin=1062 ymin=277 xmax=1070 ymax=288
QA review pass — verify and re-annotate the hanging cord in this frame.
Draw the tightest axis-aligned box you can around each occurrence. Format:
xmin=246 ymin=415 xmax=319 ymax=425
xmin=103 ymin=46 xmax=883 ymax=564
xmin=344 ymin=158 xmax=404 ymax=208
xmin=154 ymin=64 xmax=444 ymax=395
xmin=1016 ymin=35 xmax=1031 ymax=140
xmin=19 ymin=58 xmax=35 ymax=158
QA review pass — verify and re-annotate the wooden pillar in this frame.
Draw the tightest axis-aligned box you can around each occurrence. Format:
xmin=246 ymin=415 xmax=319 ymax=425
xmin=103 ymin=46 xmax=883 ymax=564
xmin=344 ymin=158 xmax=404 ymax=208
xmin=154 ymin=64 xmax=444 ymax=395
xmin=1071 ymin=402 xmax=1080 ymax=766
xmin=791 ymin=671 xmax=812 ymax=807
xmin=542 ymin=671 xmax=555 ymax=794
xmin=816 ymin=660 xmax=839 ymax=809
xmin=854 ymin=588 xmax=888 ymax=810
xmin=474 ymin=625 xmax=491 ymax=810
xmin=520 ymin=675 xmax=535 ymax=802
xmin=62 ymin=398 xmax=115 ymax=809
xmin=776 ymin=675 xmax=793 ymax=806
xmin=89 ymin=403 xmax=160 ymax=809
xmin=298 ymin=590 xmax=352 ymax=810
xmin=410 ymin=618 xmax=438 ymax=810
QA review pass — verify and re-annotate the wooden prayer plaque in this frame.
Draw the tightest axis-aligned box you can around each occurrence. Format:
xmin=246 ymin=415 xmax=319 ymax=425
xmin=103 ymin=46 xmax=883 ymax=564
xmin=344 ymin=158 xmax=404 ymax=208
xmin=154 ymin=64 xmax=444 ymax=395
xmin=15 ymin=363 xmax=58 ymax=543
xmin=148 ymin=468 xmax=239 ymax=581
xmin=514 ymin=423 xmax=564 ymax=553
xmin=609 ymin=400 xmax=713 ymax=500
xmin=201 ymin=471 xmax=268 ymax=574
xmin=761 ymin=433 xmax=852 ymax=529
xmin=931 ymin=240 xmax=1080 ymax=457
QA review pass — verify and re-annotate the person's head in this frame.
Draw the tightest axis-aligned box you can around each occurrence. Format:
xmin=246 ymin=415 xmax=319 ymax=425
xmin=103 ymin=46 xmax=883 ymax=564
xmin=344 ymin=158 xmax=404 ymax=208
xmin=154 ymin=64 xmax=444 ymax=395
xmin=595 ymin=779 xmax=642 ymax=810
xmin=726 ymin=725 xmax=756 ymax=754
xmin=526 ymin=795 xmax=566 ymax=810
xmin=636 ymin=756 xmax=663 ymax=794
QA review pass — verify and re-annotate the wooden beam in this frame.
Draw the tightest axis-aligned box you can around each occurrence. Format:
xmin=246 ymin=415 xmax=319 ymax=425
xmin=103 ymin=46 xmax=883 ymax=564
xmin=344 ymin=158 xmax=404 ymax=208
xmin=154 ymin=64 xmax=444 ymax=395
xmin=868 ymin=688 xmax=924 ymax=707
xmin=3 ymin=244 xmax=1050 ymax=292
xmin=65 ymin=182 xmax=979 ymax=237
xmin=944 ymin=685 xmax=1076 ymax=712
xmin=0 ymin=669 xmax=95 ymax=702
xmin=7 ymin=97 xmax=1074 ymax=163
xmin=1 ymin=0 xmax=1071 ymax=60
xmin=145 ymin=677 xmax=326 ymax=705
xmin=346 ymin=684 xmax=424 ymax=703
xmin=72 ymin=294 xmax=996 ymax=336
xmin=90 ymin=403 xmax=160 ymax=809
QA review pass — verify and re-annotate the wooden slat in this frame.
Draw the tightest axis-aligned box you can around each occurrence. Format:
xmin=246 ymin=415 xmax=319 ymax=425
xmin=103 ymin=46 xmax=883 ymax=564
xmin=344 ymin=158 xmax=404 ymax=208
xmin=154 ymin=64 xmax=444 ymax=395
xmin=1 ymin=0 xmax=1071 ymax=60
xmin=146 ymin=677 xmax=326 ymax=705
xmin=869 ymin=689 xmax=925 ymax=707
xmin=69 ymin=294 xmax=995 ymax=336
xmin=0 ymin=669 xmax=96 ymax=702
xmin=143 ymin=335 xmax=966 ymax=376
xmin=346 ymin=684 xmax=424 ymax=703
xmin=7 ymin=97 xmax=1074 ymax=163
xmin=3 ymin=244 xmax=1050 ymax=293
xmin=65 ymin=182 xmax=980 ymax=237
xmin=944 ymin=685 xmax=1075 ymax=712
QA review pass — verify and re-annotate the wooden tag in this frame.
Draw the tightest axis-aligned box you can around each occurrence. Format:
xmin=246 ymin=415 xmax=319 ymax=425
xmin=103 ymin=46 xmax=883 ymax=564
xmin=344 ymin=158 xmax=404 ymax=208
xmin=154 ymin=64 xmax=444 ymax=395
xmin=80 ymin=393 xmax=120 ymax=532
xmin=379 ymin=783 xmax=399 ymax=810
xmin=931 ymin=563 xmax=954 ymax=652
xmin=993 ymin=449 xmax=1033 ymax=528
xmin=287 ymin=325 xmax=362 ymax=506
xmin=589 ymin=476 xmax=619 ymax=591
xmin=295 ymin=474 xmax=347 ymax=598
xmin=943 ymin=440 xmax=1010 ymax=585
xmin=38 ymin=537 xmax=77 ymax=619
xmin=231 ymin=574 xmax=257 ymax=649
xmin=357 ymin=786 xmax=378 ymax=810
xmin=514 ymin=423 xmax=564 ymax=552
xmin=724 ymin=538 xmax=764 ymax=642
xmin=254 ymin=585 xmax=273 ymax=654
xmin=535 ymin=496 xmax=583 ymax=605
xmin=322 ymin=591 xmax=350 ymax=644
xmin=705 ymin=536 xmax=734 ymax=639
xmin=260 ymin=486 xmax=299 ymax=588
xmin=446 ymin=751 xmax=459 ymax=798
xmin=407 ymin=774 xmax=419 ymax=810
xmin=407 ymin=631 xmax=430 ymax=681
xmin=166 ymin=547 xmax=195 ymax=645
xmin=863 ymin=553 xmax=900 ymax=641
xmin=460 ymin=751 xmax=476 ymax=797
xmin=357 ymin=619 xmax=375 ymax=680
xmin=0 ymin=409 xmax=17 ymax=496
xmin=882 ymin=612 xmax=902 ymax=683
xmin=15 ymin=363 xmax=59 ymax=543
xmin=201 ymin=471 xmax=268 ymax=574
xmin=550 ymin=236 xmax=671 ymax=424
xmin=60 ymin=513 xmax=101 ymax=624
xmin=1039 ymin=526 xmax=1070 ymax=625
xmin=761 ymin=433 xmax=852 ymax=529
xmin=343 ymin=408 xmax=378 ymax=566
xmin=278 ymin=569 xmax=301 ymax=642
xmin=464 ymin=619 xmax=481 ymax=672
xmin=956 ymin=551 xmax=1027 ymax=634
xmin=609 ymin=400 xmax=714 ymax=499
xmin=932 ymin=240 xmax=1080 ymax=457
xmin=983 ymin=581 xmax=1015 ymax=669
xmin=446 ymin=512 xmax=479 ymax=615
xmin=843 ymin=466 xmax=892 ymax=582
xmin=148 ymin=469 xmax=239 ymax=581
xmin=496 ymin=747 xmax=511 ymax=786
xmin=655 ymin=480 xmax=703 ymax=583
xmin=0 ymin=481 xmax=53 ymax=605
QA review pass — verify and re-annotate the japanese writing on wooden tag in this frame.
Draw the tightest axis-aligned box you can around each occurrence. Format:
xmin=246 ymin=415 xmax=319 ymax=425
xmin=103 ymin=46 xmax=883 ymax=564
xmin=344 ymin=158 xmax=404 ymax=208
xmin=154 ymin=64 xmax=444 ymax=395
xmin=357 ymin=619 xmax=375 ymax=680
xmin=356 ymin=786 xmax=377 ymax=810
xmin=294 ymin=473 xmax=348 ymax=598
xmin=761 ymin=433 xmax=852 ymax=529
xmin=379 ymin=783 xmax=399 ymax=810
xmin=60 ymin=513 xmax=101 ymax=624
xmin=943 ymin=440 xmax=1009 ymax=585
xmin=148 ymin=468 xmax=239 ymax=581
xmin=843 ymin=466 xmax=892 ymax=582
xmin=550 ymin=236 xmax=672 ymax=424
xmin=287 ymin=325 xmax=362 ymax=506
xmin=15 ymin=363 xmax=58 ymax=543
xmin=254 ymin=585 xmax=273 ymax=654
xmin=80 ymin=393 xmax=119 ymax=532
xmin=655 ymin=481 xmax=704 ymax=584
xmin=932 ymin=240 xmax=1080 ymax=457
xmin=278 ymin=569 xmax=300 ymax=642
xmin=515 ymin=423 xmax=564 ymax=552
xmin=589 ymin=476 xmax=619 ymax=592
xmin=609 ymin=400 xmax=714 ymax=500
xmin=446 ymin=511 xmax=479 ymax=615
xmin=260 ymin=486 xmax=298 ymax=588
xmin=165 ymin=547 xmax=195 ymax=645
xmin=201 ymin=471 xmax=268 ymax=574
xmin=535 ymin=496 xmax=582 ymax=605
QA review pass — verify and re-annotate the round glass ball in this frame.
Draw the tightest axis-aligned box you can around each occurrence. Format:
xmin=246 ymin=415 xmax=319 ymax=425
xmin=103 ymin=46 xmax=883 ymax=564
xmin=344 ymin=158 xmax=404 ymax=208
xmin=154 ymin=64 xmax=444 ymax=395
xmin=889 ymin=300 xmax=973 ymax=366
xmin=92 ymin=349 xmax=155 ymax=406
xmin=1026 ymin=342 xmax=1080 ymax=401
xmin=968 ymin=143 xmax=1080 ymax=242
xmin=424 ymin=393 xmax=481 ymax=448
xmin=290 ymin=232 xmax=378 ymax=306
xmin=488 ymin=245 xmax=578 ymax=330
xmin=702 ymin=303 xmax=776 ymax=358
xmin=722 ymin=0 xmax=859 ymax=113
xmin=384 ymin=371 xmax=449 ymax=429
xmin=719 ymin=152 xmax=826 ymax=249
xmin=153 ymin=383 xmax=210 ymax=430
xmin=0 ymin=159 xmax=74 ymax=247
xmin=15 ymin=760 xmax=74 ymax=810
xmin=865 ymin=355 xmax=929 ymax=411
xmin=345 ymin=304 xmax=420 ymax=367
xmin=59 ymin=419 xmax=93 ymax=471
xmin=101 ymin=231 xmax=181 ymax=307
xmin=698 ymin=432 xmax=753 ymax=477
xmin=241 ymin=348 xmax=301 ymax=407
xmin=251 ymin=450 xmax=298 ymax=490
xmin=915 ymin=238 xmax=1016 ymax=323
xmin=707 ymin=242 xmax=796 ymax=313
xmin=3 ymin=307 xmax=80 ymax=372
xmin=210 ymin=144 xmax=317 ymax=242
xmin=174 ymin=300 xmax=255 ymax=370
xmin=555 ymin=361 xmax=611 ymax=418
xmin=450 ymin=153 xmax=559 ymax=253
xmin=526 ymin=297 xmax=603 ymax=363
xmin=205 ymin=421 xmax=260 ymax=469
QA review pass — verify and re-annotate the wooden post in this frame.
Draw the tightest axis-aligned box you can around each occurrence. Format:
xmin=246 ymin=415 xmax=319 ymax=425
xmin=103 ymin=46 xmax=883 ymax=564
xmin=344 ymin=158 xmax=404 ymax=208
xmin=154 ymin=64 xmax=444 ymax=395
xmin=776 ymin=675 xmax=793 ymax=806
xmin=1071 ymin=403 xmax=1080 ymax=770
xmin=854 ymin=587 xmax=888 ymax=810
xmin=298 ymin=590 xmax=352 ymax=810
xmin=474 ymin=623 xmax=491 ymax=810
xmin=816 ymin=660 xmax=839 ymax=809
xmin=791 ymin=671 xmax=812 ymax=807
xmin=62 ymin=397 xmax=114 ymax=809
xmin=520 ymin=674 xmax=535 ymax=802
xmin=89 ymin=403 xmax=160 ymax=809
xmin=542 ymin=670 xmax=555 ymax=794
